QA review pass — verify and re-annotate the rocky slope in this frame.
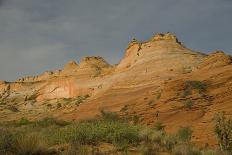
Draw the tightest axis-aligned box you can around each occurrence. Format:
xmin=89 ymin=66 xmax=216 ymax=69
xmin=0 ymin=32 xmax=232 ymax=147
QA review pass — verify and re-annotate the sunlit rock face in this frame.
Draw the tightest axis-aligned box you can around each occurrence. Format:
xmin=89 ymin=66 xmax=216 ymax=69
xmin=1 ymin=32 xmax=232 ymax=147
xmin=1 ymin=32 xmax=208 ymax=101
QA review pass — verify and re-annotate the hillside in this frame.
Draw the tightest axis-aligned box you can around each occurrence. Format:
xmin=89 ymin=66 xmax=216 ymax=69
xmin=0 ymin=32 xmax=232 ymax=147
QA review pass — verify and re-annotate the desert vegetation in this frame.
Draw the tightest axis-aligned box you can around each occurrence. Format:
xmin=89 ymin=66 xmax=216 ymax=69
xmin=214 ymin=112 xmax=232 ymax=152
xmin=0 ymin=111 xmax=231 ymax=155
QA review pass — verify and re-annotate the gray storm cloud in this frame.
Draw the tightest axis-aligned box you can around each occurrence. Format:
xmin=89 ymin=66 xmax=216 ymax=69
xmin=0 ymin=0 xmax=231 ymax=81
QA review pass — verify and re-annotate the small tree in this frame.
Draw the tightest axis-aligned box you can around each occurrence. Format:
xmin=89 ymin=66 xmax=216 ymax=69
xmin=214 ymin=112 xmax=232 ymax=151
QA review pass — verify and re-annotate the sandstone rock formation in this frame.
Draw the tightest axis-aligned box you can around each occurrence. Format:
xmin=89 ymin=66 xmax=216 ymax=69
xmin=197 ymin=51 xmax=231 ymax=70
xmin=0 ymin=32 xmax=232 ymax=147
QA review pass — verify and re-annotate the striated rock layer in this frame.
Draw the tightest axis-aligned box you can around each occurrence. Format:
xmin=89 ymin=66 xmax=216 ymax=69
xmin=0 ymin=32 xmax=232 ymax=147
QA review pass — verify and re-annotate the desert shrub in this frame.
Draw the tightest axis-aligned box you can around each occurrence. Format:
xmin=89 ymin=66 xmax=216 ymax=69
xmin=183 ymin=99 xmax=193 ymax=109
xmin=34 ymin=117 xmax=69 ymax=127
xmin=17 ymin=117 xmax=31 ymax=126
xmin=161 ymin=134 xmax=177 ymax=151
xmin=100 ymin=109 xmax=120 ymax=122
xmin=182 ymin=89 xmax=192 ymax=97
xmin=153 ymin=122 xmax=165 ymax=131
xmin=172 ymin=143 xmax=201 ymax=155
xmin=0 ymin=128 xmax=15 ymax=154
xmin=201 ymin=149 xmax=217 ymax=155
xmin=214 ymin=112 xmax=232 ymax=151
xmin=176 ymin=127 xmax=192 ymax=142
xmin=140 ymin=143 xmax=160 ymax=155
xmin=14 ymin=134 xmax=49 ymax=155
xmin=139 ymin=127 xmax=165 ymax=145
xmin=55 ymin=119 xmax=140 ymax=149
xmin=184 ymin=80 xmax=207 ymax=94
xmin=139 ymin=127 xmax=167 ymax=154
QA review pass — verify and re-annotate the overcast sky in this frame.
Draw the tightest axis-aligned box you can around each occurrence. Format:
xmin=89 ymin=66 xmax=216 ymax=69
xmin=0 ymin=0 xmax=231 ymax=81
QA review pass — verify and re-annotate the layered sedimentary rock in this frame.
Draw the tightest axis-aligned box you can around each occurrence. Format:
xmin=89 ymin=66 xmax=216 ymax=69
xmin=1 ymin=32 xmax=232 ymax=147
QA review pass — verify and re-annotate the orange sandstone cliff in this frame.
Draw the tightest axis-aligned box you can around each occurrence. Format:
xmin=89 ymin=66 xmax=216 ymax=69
xmin=0 ymin=32 xmax=232 ymax=147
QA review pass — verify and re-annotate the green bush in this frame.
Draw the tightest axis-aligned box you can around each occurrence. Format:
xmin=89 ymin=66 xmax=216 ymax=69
xmin=54 ymin=119 xmax=140 ymax=150
xmin=176 ymin=127 xmax=192 ymax=142
xmin=34 ymin=117 xmax=69 ymax=127
xmin=214 ymin=112 xmax=232 ymax=151
xmin=161 ymin=134 xmax=177 ymax=151
xmin=184 ymin=80 xmax=207 ymax=94
xmin=100 ymin=109 xmax=120 ymax=121
xmin=17 ymin=117 xmax=31 ymax=126
xmin=183 ymin=99 xmax=193 ymax=109
xmin=182 ymin=89 xmax=192 ymax=97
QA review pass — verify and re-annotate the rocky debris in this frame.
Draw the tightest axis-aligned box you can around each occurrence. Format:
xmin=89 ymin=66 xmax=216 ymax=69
xmin=197 ymin=51 xmax=232 ymax=70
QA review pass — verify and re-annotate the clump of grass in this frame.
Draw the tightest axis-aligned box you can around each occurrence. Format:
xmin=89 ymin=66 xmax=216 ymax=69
xmin=214 ymin=112 xmax=232 ymax=151
xmin=15 ymin=134 xmax=50 ymax=155
xmin=184 ymin=80 xmax=207 ymax=95
xmin=34 ymin=117 xmax=69 ymax=127
xmin=172 ymin=143 xmax=201 ymax=155
xmin=176 ymin=127 xmax=192 ymax=143
xmin=17 ymin=117 xmax=31 ymax=126
xmin=0 ymin=128 xmax=15 ymax=154
xmin=100 ymin=109 xmax=121 ymax=122
xmin=0 ymin=129 xmax=51 ymax=155
xmin=183 ymin=99 xmax=193 ymax=109
xmin=182 ymin=89 xmax=192 ymax=97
